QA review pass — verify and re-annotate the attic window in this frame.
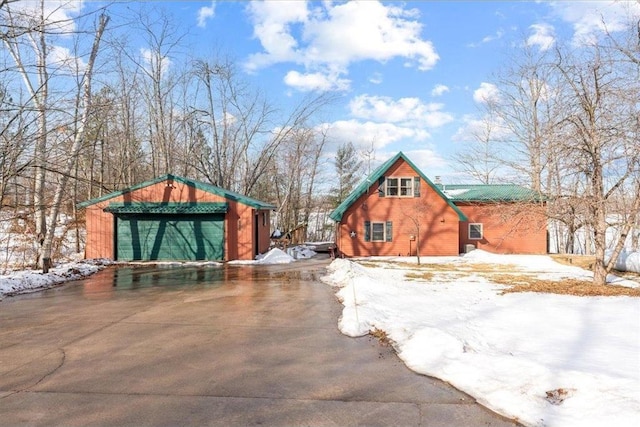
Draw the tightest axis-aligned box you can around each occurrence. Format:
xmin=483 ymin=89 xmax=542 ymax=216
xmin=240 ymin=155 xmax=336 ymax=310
xmin=385 ymin=177 xmax=414 ymax=197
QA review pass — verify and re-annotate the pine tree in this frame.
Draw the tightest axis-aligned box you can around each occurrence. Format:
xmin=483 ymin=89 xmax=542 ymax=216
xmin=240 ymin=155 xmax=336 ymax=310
xmin=331 ymin=142 xmax=362 ymax=208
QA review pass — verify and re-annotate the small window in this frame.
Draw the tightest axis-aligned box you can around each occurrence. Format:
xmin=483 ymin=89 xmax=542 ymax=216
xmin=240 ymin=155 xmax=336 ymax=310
xmin=371 ymin=222 xmax=385 ymax=241
xmin=469 ymin=223 xmax=483 ymax=240
xmin=364 ymin=221 xmax=393 ymax=242
xmin=262 ymin=212 xmax=267 ymax=227
xmin=386 ymin=178 xmax=398 ymax=196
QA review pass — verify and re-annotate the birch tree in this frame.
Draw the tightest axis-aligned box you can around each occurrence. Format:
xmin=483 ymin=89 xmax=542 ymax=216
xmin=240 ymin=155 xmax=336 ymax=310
xmin=40 ymin=13 xmax=109 ymax=271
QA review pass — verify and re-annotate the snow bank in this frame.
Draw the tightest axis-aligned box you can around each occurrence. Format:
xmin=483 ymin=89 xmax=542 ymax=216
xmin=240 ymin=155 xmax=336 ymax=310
xmin=607 ymin=250 xmax=640 ymax=274
xmin=255 ymin=248 xmax=295 ymax=264
xmin=321 ymin=253 xmax=640 ymax=427
xmin=0 ymin=260 xmax=108 ymax=299
xmin=231 ymin=245 xmax=318 ymax=265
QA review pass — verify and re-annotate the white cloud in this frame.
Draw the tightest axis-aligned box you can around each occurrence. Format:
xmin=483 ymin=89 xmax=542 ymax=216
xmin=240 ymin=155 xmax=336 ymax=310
xmin=5 ymin=0 xmax=83 ymax=35
xmin=550 ymin=1 xmax=640 ymax=45
xmin=326 ymin=119 xmax=430 ymax=150
xmin=48 ymin=45 xmax=86 ymax=72
xmin=473 ymin=82 xmax=500 ymax=104
xmin=452 ymin=114 xmax=512 ymax=143
xmin=245 ymin=1 xmax=439 ymax=89
xmin=369 ymin=72 xmax=383 ymax=85
xmin=283 ymin=70 xmax=350 ymax=92
xmin=431 ymin=84 xmax=449 ymax=97
xmin=483 ymin=29 xmax=504 ymax=43
xmin=140 ymin=48 xmax=172 ymax=76
xmin=349 ymin=94 xmax=453 ymax=128
xmin=527 ymin=23 xmax=555 ymax=51
xmin=468 ymin=28 xmax=505 ymax=48
xmin=197 ymin=1 xmax=216 ymax=28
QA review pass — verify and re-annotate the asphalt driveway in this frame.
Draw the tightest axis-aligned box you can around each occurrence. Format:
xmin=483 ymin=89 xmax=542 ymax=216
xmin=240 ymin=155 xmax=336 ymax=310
xmin=0 ymin=258 xmax=518 ymax=426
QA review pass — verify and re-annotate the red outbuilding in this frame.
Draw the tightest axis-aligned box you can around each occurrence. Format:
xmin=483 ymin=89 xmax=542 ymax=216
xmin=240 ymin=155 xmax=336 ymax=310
xmin=79 ymin=174 xmax=274 ymax=261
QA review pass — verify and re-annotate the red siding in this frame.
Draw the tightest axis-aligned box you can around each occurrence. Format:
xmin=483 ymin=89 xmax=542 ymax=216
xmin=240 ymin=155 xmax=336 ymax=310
xmin=457 ymin=203 xmax=547 ymax=254
xmin=84 ymin=178 xmax=270 ymax=261
xmin=336 ymin=158 xmax=460 ymax=257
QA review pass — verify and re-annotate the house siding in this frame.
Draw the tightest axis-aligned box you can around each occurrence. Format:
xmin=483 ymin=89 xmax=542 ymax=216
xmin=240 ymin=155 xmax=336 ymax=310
xmin=84 ymin=177 xmax=270 ymax=261
xmin=457 ymin=203 xmax=547 ymax=254
xmin=336 ymin=158 xmax=460 ymax=257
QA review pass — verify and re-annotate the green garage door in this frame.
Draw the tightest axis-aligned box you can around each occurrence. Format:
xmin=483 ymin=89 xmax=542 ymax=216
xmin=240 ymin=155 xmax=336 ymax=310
xmin=116 ymin=214 xmax=225 ymax=261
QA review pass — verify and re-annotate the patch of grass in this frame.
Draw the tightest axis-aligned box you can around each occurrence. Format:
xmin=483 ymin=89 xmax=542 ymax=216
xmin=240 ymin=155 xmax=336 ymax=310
xmin=404 ymin=271 xmax=434 ymax=281
xmin=355 ymin=257 xmax=640 ymax=297
xmin=551 ymin=254 xmax=594 ymax=270
xmin=370 ymin=328 xmax=392 ymax=346
xmin=492 ymin=274 xmax=640 ymax=297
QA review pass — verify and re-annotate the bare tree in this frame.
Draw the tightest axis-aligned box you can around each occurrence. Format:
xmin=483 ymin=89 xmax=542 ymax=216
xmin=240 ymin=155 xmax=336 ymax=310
xmin=189 ymin=57 xmax=336 ymax=196
xmin=553 ymin=42 xmax=640 ymax=285
xmin=40 ymin=13 xmax=109 ymax=271
xmin=454 ymin=115 xmax=505 ymax=184
xmin=484 ymin=43 xmax=561 ymax=192
xmin=271 ymin=127 xmax=328 ymax=237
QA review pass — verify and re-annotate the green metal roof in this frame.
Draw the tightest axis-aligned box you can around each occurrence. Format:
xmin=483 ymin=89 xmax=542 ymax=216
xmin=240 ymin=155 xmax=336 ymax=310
xmin=79 ymin=174 xmax=276 ymax=210
xmin=104 ymin=202 xmax=228 ymax=214
xmin=329 ymin=152 xmax=468 ymax=222
xmin=438 ymin=184 xmax=545 ymax=202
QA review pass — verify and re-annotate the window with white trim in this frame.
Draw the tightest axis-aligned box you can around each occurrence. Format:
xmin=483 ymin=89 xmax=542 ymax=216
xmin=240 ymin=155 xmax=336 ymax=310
xmin=385 ymin=177 xmax=414 ymax=197
xmin=469 ymin=223 xmax=483 ymax=240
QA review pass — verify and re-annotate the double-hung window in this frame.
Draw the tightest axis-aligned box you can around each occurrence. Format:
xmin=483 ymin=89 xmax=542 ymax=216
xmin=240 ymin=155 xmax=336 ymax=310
xmin=364 ymin=221 xmax=393 ymax=242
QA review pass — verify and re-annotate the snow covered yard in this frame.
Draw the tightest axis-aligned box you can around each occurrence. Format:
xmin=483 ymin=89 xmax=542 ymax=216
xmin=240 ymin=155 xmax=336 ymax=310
xmin=321 ymin=250 xmax=640 ymax=427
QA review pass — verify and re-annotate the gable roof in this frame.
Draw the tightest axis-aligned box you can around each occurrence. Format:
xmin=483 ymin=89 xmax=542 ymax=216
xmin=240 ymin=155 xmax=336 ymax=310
xmin=329 ymin=152 xmax=468 ymax=222
xmin=439 ymin=184 xmax=545 ymax=203
xmin=78 ymin=174 xmax=276 ymax=210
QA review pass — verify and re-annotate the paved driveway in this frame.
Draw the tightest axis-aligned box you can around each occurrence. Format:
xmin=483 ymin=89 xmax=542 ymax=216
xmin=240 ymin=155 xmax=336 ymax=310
xmin=0 ymin=259 xmax=518 ymax=426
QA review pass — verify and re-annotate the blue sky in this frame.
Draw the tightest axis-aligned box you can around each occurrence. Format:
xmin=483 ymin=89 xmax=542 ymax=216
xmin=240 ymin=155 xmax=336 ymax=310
xmin=16 ymin=1 xmax=640 ymax=182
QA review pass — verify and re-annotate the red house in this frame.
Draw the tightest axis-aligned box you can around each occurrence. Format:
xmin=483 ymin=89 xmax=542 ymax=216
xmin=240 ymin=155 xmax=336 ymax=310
xmin=79 ymin=174 xmax=274 ymax=262
xmin=330 ymin=152 xmax=547 ymax=257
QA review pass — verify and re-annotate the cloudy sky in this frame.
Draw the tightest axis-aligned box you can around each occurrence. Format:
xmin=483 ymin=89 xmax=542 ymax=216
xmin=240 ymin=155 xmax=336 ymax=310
xmin=15 ymin=0 xmax=640 ymax=182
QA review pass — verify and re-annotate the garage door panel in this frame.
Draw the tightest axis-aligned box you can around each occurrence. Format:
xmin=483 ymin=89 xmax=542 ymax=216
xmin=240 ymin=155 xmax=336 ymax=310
xmin=116 ymin=215 xmax=224 ymax=261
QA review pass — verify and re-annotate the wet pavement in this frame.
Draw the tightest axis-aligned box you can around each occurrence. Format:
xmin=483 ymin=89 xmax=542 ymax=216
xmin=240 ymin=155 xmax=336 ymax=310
xmin=0 ymin=258 xmax=519 ymax=426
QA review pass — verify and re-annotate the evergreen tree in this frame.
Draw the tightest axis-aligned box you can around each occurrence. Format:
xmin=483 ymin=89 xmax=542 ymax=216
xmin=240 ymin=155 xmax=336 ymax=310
xmin=331 ymin=142 xmax=362 ymax=208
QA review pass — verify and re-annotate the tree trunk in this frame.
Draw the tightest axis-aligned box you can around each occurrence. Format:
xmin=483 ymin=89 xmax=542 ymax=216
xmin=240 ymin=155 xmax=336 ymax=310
xmin=40 ymin=14 xmax=109 ymax=272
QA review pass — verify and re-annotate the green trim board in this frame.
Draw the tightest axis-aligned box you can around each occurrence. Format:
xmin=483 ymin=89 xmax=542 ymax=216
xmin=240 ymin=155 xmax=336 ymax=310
xmin=105 ymin=202 xmax=228 ymax=214
xmin=329 ymin=152 xmax=468 ymax=222
xmin=79 ymin=174 xmax=275 ymax=210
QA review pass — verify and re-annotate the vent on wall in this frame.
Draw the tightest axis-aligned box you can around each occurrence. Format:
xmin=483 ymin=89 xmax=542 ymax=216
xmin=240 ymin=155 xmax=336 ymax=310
xmin=464 ymin=244 xmax=476 ymax=253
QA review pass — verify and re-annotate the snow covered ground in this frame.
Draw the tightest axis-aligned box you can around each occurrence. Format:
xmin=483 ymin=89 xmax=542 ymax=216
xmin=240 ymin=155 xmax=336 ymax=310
xmin=321 ymin=250 xmax=640 ymax=427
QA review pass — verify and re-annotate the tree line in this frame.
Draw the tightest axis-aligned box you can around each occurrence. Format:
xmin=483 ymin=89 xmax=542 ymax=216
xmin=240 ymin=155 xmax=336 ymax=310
xmin=0 ymin=2 xmax=337 ymax=270
xmin=455 ymin=16 xmax=640 ymax=285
